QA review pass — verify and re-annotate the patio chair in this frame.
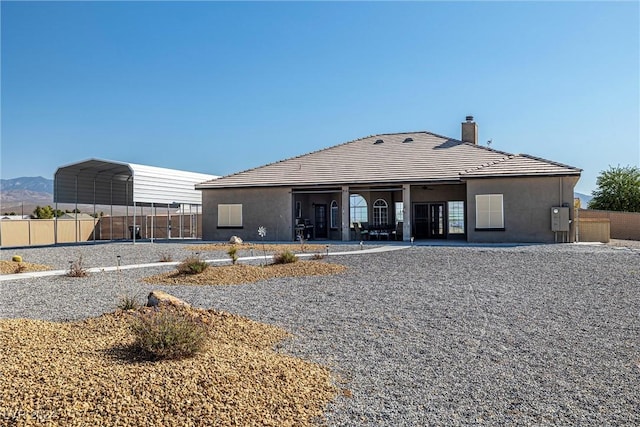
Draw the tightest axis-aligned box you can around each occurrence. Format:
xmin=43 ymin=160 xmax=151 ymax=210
xmin=353 ymin=222 xmax=369 ymax=241
xmin=391 ymin=221 xmax=403 ymax=240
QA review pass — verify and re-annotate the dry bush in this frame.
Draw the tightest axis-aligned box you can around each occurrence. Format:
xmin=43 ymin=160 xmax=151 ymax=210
xmin=67 ymin=255 xmax=89 ymax=277
xmin=158 ymin=252 xmax=173 ymax=262
xmin=13 ymin=263 xmax=27 ymax=274
xmin=272 ymin=250 xmax=298 ymax=264
xmin=130 ymin=308 xmax=208 ymax=361
xmin=117 ymin=294 xmax=140 ymax=311
xmin=176 ymin=256 xmax=208 ymax=275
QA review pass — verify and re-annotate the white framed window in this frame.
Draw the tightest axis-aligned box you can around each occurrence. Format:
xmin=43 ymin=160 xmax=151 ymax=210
xmin=448 ymin=201 xmax=465 ymax=234
xmin=218 ymin=204 xmax=243 ymax=227
xmin=330 ymin=200 xmax=339 ymax=229
xmin=350 ymin=194 xmax=368 ymax=225
xmin=475 ymin=194 xmax=504 ymax=229
xmin=373 ymin=199 xmax=388 ymax=226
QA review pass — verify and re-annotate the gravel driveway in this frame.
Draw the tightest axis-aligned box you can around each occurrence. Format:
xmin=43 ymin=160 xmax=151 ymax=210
xmin=1 ymin=241 xmax=639 ymax=426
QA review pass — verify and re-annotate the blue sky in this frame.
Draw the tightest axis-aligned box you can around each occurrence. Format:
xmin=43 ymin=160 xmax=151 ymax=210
xmin=1 ymin=1 xmax=638 ymax=195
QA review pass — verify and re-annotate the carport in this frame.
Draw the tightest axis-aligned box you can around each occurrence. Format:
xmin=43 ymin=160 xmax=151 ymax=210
xmin=54 ymin=159 xmax=218 ymax=243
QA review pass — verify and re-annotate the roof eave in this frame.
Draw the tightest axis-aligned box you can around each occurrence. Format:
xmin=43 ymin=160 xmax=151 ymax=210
xmin=460 ymin=171 xmax=582 ymax=179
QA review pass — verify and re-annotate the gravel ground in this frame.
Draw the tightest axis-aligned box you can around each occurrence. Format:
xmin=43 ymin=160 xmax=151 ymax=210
xmin=1 ymin=241 xmax=639 ymax=426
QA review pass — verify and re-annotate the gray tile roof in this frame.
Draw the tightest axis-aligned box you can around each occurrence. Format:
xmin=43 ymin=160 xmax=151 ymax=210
xmin=196 ymin=132 xmax=581 ymax=189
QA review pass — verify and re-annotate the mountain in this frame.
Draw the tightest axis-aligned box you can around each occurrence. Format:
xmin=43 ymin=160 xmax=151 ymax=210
xmin=0 ymin=176 xmax=53 ymax=193
xmin=0 ymin=177 xmax=54 ymax=214
xmin=0 ymin=176 xmax=131 ymax=216
xmin=574 ymin=192 xmax=593 ymax=208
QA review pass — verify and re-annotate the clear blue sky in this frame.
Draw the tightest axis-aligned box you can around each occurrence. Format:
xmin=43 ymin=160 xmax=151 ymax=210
xmin=1 ymin=1 xmax=638 ymax=195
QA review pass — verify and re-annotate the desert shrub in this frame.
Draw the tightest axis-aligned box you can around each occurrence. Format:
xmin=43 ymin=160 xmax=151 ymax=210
xmin=67 ymin=255 xmax=89 ymax=277
xmin=176 ymin=256 xmax=208 ymax=275
xmin=118 ymin=294 xmax=140 ymax=311
xmin=227 ymin=246 xmax=239 ymax=265
xmin=14 ymin=263 xmax=27 ymax=273
xmin=12 ymin=255 xmax=22 ymax=262
xmin=130 ymin=309 xmax=208 ymax=361
xmin=158 ymin=252 xmax=173 ymax=262
xmin=272 ymin=250 xmax=298 ymax=264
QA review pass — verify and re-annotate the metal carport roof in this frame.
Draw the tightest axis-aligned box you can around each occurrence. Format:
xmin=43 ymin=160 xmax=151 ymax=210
xmin=54 ymin=159 xmax=219 ymax=207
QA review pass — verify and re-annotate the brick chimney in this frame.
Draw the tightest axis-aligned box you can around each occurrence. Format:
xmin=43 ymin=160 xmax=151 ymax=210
xmin=461 ymin=115 xmax=478 ymax=144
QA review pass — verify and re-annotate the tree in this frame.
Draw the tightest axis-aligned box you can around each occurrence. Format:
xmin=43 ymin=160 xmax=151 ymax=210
xmin=33 ymin=205 xmax=55 ymax=219
xmin=588 ymin=165 xmax=640 ymax=212
xmin=32 ymin=205 xmax=65 ymax=219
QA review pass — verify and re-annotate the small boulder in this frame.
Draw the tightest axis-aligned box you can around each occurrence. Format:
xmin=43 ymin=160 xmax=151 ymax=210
xmin=147 ymin=290 xmax=191 ymax=308
xmin=229 ymin=236 xmax=243 ymax=244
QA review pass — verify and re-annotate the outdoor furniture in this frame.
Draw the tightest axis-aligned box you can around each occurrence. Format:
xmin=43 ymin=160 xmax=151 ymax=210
xmin=353 ymin=222 xmax=369 ymax=241
xmin=391 ymin=221 xmax=403 ymax=240
xmin=295 ymin=219 xmax=314 ymax=241
xmin=369 ymin=224 xmax=392 ymax=240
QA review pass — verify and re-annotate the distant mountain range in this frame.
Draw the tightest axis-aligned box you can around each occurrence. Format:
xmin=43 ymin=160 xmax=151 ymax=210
xmin=575 ymin=192 xmax=593 ymax=208
xmin=1 ymin=177 xmax=54 ymax=214
xmin=1 ymin=176 xmax=53 ymax=193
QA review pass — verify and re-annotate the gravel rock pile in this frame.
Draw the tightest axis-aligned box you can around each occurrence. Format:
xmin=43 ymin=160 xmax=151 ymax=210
xmin=0 ymin=306 xmax=336 ymax=426
xmin=0 ymin=260 xmax=51 ymax=274
xmin=143 ymin=261 xmax=348 ymax=286
xmin=1 ymin=241 xmax=639 ymax=425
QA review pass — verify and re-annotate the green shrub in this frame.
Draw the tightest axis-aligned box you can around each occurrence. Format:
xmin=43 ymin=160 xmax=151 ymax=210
xmin=176 ymin=256 xmax=208 ymax=275
xmin=272 ymin=250 xmax=298 ymax=264
xmin=227 ymin=246 xmax=239 ymax=265
xmin=67 ymin=255 xmax=89 ymax=277
xmin=130 ymin=309 xmax=208 ymax=361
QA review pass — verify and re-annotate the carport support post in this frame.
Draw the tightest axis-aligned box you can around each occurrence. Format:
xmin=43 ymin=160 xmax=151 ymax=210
xmin=133 ymin=201 xmax=136 ymax=244
xmin=402 ymin=184 xmax=411 ymax=242
xmin=341 ymin=186 xmax=350 ymax=241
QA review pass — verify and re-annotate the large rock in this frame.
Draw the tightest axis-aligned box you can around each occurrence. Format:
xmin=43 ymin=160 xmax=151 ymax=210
xmin=229 ymin=235 xmax=243 ymax=244
xmin=147 ymin=290 xmax=191 ymax=308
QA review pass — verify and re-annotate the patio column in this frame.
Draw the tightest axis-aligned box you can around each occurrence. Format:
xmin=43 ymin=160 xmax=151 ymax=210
xmin=402 ymin=184 xmax=411 ymax=242
xmin=341 ymin=185 xmax=350 ymax=241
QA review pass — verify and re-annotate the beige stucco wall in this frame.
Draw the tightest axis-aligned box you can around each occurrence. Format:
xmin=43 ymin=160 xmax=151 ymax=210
xmin=201 ymin=187 xmax=293 ymax=241
xmin=466 ymin=176 xmax=579 ymax=243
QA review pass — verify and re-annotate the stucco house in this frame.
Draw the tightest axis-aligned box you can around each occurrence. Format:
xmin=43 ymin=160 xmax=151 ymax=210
xmin=196 ymin=117 xmax=581 ymax=243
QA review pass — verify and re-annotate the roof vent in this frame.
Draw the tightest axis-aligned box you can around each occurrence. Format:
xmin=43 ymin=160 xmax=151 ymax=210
xmin=374 ymin=139 xmax=384 ymax=144
xmin=403 ymin=137 xmax=413 ymax=143
xmin=466 ymin=115 xmax=474 ymax=122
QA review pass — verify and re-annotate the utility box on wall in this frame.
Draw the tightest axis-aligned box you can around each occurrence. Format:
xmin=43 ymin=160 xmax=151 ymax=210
xmin=551 ymin=207 xmax=570 ymax=232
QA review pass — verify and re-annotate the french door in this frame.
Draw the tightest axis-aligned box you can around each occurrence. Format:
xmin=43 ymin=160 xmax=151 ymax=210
xmin=413 ymin=203 xmax=446 ymax=239
xmin=314 ymin=204 xmax=327 ymax=238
